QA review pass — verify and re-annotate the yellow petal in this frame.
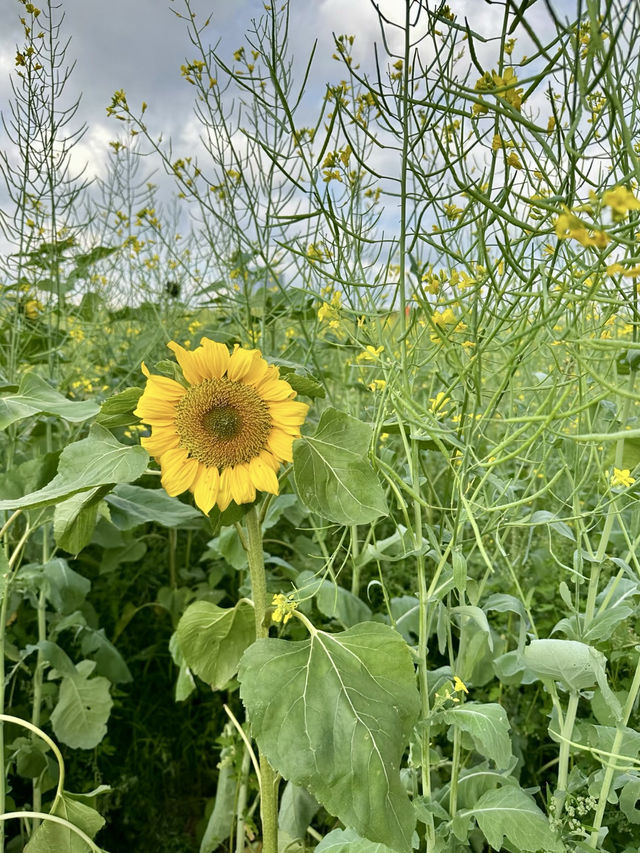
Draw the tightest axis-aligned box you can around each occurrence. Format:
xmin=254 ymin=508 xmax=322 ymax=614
xmin=227 ymin=346 xmax=261 ymax=381
xmin=254 ymin=364 xmax=281 ymax=392
xmin=143 ymin=373 xmax=186 ymax=401
xmin=243 ymin=353 xmax=269 ymax=385
xmin=259 ymin=378 xmax=296 ymax=401
xmin=267 ymin=428 xmax=295 ymax=461
xmin=167 ymin=340 xmax=204 ymax=385
xmin=192 ymin=464 xmax=220 ymax=514
xmin=198 ymin=337 xmax=231 ymax=378
xmin=134 ymin=395 xmax=179 ymax=424
xmin=217 ymin=469 xmax=233 ymax=511
xmin=229 ymin=464 xmax=256 ymax=505
xmin=269 ymin=400 xmax=309 ymax=428
xmin=248 ymin=456 xmax=279 ymax=494
xmin=160 ymin=448 xmax=198 ymax=496
xmin=260 ymin=449 xmax=281 ymax=471
xmin=141 ymin=427 xmax=180 ymax=458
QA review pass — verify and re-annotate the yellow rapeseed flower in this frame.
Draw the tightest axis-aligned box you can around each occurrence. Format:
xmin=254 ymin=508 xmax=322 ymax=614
xmin=271 ymin=592 xmax=298 ymax=624
xmin=602 ymin=185 xmax=640 ymax=222
xmin=611 ymin=468 xmax=635 ymax=488
xmin=453 ymin=676 xmax=469 ymax=694
xmin=134 ymin=340 xmax=309 ymax=513
xmin=554 ymin=207 xmax=608 ymax=249
xmin=356 ymin=345 xmax=384 ymax=363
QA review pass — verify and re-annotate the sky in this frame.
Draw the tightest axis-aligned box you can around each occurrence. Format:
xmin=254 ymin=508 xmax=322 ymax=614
xmin=0 ymin=0 xmax=578 ymax=267
xmin=0 ymin=0 xmax=397 ymax=183
xmin=0 ymin=0 xmax=576 ymax=183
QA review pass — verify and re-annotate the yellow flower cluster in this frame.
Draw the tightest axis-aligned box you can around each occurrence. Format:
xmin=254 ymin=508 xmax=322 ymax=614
xmin=554 ymin=207 xmax=608 ymax=249
xmin=602 ymin=185 xmax=640 ymax=222
xmin=271 ymin=593 xmax=298 ymax=624
xmin=611 ymin=468 xmax=635 ymax=488
xmin=474 ymin=68 xmax=523 ymax=115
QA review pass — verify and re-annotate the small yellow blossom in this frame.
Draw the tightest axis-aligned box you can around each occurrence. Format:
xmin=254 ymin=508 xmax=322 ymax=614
xmin=554 ymin=207 xmax=608 ymax=249
xmin=356 ymin=345 xmax=384 ymax=363
xmin=368 ymin=379 xmax=386 ymax=392
xmin=453 ymin=676 xmax=469 ymax=694
xmin=429 ymin=391 xmax=450 ymax=416
xmin=272 ymin=593 xmax=298 ymax=624
xmin=602 ymin=185 xmax=640 ymax=222
xmin=611 ymin=468 xmax=635 ymax=488
xmin=444 ymin=203 xmax=464 ymax=221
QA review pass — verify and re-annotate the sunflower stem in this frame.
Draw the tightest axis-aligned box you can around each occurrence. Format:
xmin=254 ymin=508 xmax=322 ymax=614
xmin=245 ymin=504 xmax=278 ymax=853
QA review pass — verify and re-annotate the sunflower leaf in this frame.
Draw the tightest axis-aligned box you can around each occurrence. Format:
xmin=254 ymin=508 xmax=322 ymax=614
xmin=95 ymin=386 xmax=143 ymax=428
xmin=238 ymin=621 xmax=420 ymax=852
xmin=462 ymin=786 xmax=563 ymax=852
xmin=24 ymin=790 xmax=105 ymax=853
xmin=293 ymin=408 xmax=388 ymax=525
xmin=177 ymin=600 xmax=255 ymax=690
xmin=49 ymin=661 xmax=113 ymax=750
xmin=0 ymin=425 xmax=149 ymax=511
xmin=0 ymin=373 xmax=99 ymax=430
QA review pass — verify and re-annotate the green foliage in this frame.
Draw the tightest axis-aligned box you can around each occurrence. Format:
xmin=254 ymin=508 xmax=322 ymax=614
xmin=293 ymin=408 xmax=388 ymax=525
xmin=0 ymin=425 xmax=148 ymax=511
xmin=176 ymin=600 xmax=255 ymax=690
xmin=239 ymin=622 xmax=420 ymax=851
xmin=2 ymin=0 xmax=640 ymax=850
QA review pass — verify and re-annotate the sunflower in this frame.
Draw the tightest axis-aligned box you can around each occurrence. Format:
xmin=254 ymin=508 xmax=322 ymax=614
xmin=134 ymin=339 xmax=309 ymax=513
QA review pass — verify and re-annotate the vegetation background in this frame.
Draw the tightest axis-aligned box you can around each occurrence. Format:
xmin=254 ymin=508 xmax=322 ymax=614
xmin=1 ymin=0 xmax=640 ymax=851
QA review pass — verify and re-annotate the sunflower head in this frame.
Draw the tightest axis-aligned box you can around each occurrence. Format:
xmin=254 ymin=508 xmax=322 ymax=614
xmin=134 ymin=338 xmax=309 ymax=514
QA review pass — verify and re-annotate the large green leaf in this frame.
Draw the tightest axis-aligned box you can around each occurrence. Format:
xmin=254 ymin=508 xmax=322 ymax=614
xmin=0 ymin=373 xmax=99 ymax=430
xmin=43 ymin=559 xmax=91 ymax=614
xmin=24 ymin=790 xmax=105 ymax=853
xmin=199 ymin=757 xmax=237 ymax=853
xmin=95 ymin=386 xmax=143 ymax=428
xmin=278 ymin=781 xmax=320 ymax=842
xmin=53 ymin=487 xmax=108 ymax=554
xmin=315 ymin=828 xmax=396 ymax=852
xmin=49 ymin=659 xmax=113 ymax=749
xmin=297 ymin=570 xmax=372 ymax=628
xmin=462 ymin=786 xmax=563 ymax=852
xmin=105 ymin=483 xmax=203 ymax=530
xmin=522 ymin=638 xmax=608 ymax=691
xmin=293 ymin=408 xmax=388 ymax=525
xmin=0 ymin=425 xmax=148 ymax=511
xmin=238 ymin=622 xmax=420 ymax=852
xmin=176 ymin=600 xmax=255 ymax=690
xmin=441 ymin=703 xmax=512 ymax=769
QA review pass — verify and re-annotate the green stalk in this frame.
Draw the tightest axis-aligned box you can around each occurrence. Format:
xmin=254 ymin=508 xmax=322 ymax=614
xmin=245 ymin=505 xmax=278 ymax=853
xmin=448 ymin=720 xmax=462 ymax=817
xmin=0 ymin=525 xmax=30 ymax=853
xmin=168 ymin=528 xmax=177 ymax=588
xmin=235 ymin=744 xmax=251 ymax=853
xmin=350 ymin=525 xmax=360 ymax=595
xmin=589 ymin=652 xmax=640 ymax=847
xmin=30 ymin=586 xmax=47 ymax=825
xmin=553 ymin=690 xmax=579 ymax=817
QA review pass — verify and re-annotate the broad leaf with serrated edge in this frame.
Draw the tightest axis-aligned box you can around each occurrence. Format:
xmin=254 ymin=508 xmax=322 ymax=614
xmin=0 ymin=424 xmax=148 ymax=511
xmin=177 ymin=600 xmax=255 ymax=689
xmin=0 ymin=373 xmax=98 ymax=430
xmin=50 ymin=662 xmax=113 ymax=750
xmin=462 ymin=786 xmax=563 ymax=852
xmin=238 ymin=621 xmax=419 ymax=853
xmin=293 ymin=408 xmax=388 ymax=525
xmin=315 ymin=828 xmax=396 ymax=852
xmin=24 ymin=790 xmax=105 ymax=853
xmin=441 ymin=703 xmax=512 ymax=769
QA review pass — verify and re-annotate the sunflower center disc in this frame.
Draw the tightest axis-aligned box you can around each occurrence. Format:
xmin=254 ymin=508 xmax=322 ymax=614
xmin=203 ymin=405 xmax=241 ymax=439
xmin=174 ymin=377 xmax=272 ymax=468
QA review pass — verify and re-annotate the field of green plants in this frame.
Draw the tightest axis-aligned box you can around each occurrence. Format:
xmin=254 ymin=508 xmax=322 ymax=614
xmin=2 ymin=0 xmax=640 ymax=851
